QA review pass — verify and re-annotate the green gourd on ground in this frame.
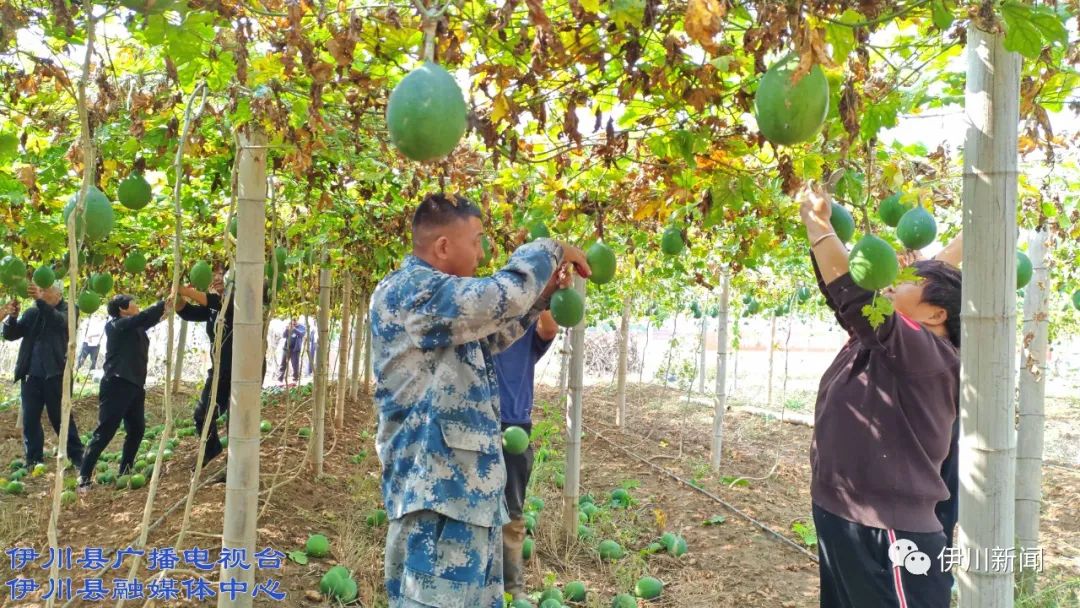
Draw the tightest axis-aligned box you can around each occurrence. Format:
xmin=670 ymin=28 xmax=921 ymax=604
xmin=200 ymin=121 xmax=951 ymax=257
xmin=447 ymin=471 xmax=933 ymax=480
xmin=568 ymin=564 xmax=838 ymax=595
xmin=635 ymin=576 xmax=663 ymax=600
xmin=502 ymin=426 xmax=529 ymax=455
xmin=564 ymin=581 xmax=587 ymax=602
xmin=306 ymin=534 xmax=330 ymax=558
xmin=598 ymin=539 xmax=623 ymax=560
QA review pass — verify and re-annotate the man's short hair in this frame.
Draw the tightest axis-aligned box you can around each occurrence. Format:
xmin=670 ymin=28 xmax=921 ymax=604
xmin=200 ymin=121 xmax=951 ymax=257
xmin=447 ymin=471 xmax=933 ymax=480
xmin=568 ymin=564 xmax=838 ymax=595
xmin=107 ymin=294 xmax=134 ymax=318
xmin=411 ymin=192 xmax=482 ymax=246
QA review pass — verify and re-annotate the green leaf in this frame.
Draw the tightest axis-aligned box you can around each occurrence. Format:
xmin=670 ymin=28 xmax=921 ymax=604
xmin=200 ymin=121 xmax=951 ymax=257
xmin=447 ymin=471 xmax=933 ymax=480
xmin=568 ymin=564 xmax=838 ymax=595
xmin=287 ymin=550 xmax=308 ymax=565
xmin=792 ymin=521 xmax=818 ymax=547
xmin=703 ymin=515 xmax=727 ymax=526
xmin=930 ymin=0 xmax=954 ymax=31
xmin=1000 ymin=1 xmax=1068 ymax=60
xmin=861 ymin=294 xmax=895 ymax=329
xmin=608 ymin=0 xmax=645 ymax=29
xmin=824 ymin=10 xmax=862 ymax=64
xmin=720 ymin=475 xmax=750 ymax=488
xmin=799 ymin=154 xmax=824 ymax=181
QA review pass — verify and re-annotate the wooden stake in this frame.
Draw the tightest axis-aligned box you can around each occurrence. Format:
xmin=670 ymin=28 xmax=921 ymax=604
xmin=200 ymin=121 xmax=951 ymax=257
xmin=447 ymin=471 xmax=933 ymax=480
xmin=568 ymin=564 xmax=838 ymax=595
xmin=1016 ymin=228 xmax=1048 ymax=596
xmin=958 ymin=23 xmax=1021 ymax=608
xmin=562 ymin=276 xmax=586 ymax=541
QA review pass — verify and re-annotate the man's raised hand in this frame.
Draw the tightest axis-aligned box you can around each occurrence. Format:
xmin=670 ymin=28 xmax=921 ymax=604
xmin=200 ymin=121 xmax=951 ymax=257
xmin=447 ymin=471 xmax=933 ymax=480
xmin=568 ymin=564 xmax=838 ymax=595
xmin=555 ymin=241 xmax=592 ymax=280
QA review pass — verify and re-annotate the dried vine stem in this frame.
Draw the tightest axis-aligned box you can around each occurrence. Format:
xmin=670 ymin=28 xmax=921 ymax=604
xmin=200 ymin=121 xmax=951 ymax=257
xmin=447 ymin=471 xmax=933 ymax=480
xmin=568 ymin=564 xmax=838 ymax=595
xmin=46 ymin=3 xmax=95 ymax=607
xmin=118 ymin=82 xmax=207 ymax=608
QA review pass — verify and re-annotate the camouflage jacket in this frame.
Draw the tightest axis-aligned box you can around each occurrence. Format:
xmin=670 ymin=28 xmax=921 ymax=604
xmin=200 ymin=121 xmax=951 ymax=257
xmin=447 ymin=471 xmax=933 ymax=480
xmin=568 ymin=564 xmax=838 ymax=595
xmin=371 ymin=240 xmax=561 ymax=528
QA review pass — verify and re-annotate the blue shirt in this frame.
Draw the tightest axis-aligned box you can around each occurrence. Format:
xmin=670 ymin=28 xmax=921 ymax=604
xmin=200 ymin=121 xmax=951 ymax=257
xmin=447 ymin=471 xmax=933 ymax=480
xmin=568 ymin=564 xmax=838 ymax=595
xmin=370 ymin=241 xmax=562 ymax=527
xmin=494 ymin=323 xmax=553 ymax=425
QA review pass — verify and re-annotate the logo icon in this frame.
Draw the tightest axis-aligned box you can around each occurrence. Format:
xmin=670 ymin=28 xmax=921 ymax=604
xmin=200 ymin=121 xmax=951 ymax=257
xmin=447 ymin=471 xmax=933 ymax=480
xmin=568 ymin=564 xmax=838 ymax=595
xmin=888 ymin=538 xmax=932 ymax=576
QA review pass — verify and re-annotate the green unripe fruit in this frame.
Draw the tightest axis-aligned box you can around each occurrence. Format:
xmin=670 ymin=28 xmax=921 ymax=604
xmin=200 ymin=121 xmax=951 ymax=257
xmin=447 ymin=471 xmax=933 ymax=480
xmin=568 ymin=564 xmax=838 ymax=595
xmin=896 ymin=206 xmax=937 ymax=250
xmin=32 ymin=266 xmax=55 ymax=288
xmin=586 ymin=242 xmax=617 ymax=285
xmin=830 ymin=203 xmax=856 ymax=244
xmin=117 ymin=174 xmax=153 ymax=210
xmin=849 ymin=235 xmax=899 ymax=291
xmin=306 ymin=534 xmax=330 ymax=558
xmin=188 ymin=261 xmax=212 ymax=291
xmin=63 ymin=186 xmax=115 ymax=242
xmin=660 ymin=226 xmax=684 ymax=255
xmin=123 ymin=252 xmax=147 ymax=274
xmin=77 ymin=291 xmax=101 ymax=314
xmin=386 ymin=62 xmax=468 ymax=162
xmin=551 ymin=288 xmax=585 ymax=327
xmin=754 ymin=57 xmax=830 ymax=146
xmin=91 ymin=272 xmax=113 ymax=295
xmin=878 ymin=193 xmax=912 ymax=227
xmin=1016 ymin=251 xmax=1033 ymax=290
xmin=502 ymin=426 xmax=529 ymax=455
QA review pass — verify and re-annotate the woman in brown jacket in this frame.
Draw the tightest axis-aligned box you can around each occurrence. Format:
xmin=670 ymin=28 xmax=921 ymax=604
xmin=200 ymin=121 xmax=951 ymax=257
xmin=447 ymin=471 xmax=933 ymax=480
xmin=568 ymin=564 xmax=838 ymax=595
xmin=799 ymin=183 xmax=962 ymax=608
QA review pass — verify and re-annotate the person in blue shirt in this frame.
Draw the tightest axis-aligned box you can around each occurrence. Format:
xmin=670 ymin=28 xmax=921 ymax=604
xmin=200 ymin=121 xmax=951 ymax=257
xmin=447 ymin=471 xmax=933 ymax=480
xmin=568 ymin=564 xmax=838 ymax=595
xmin=494 ymin=309 xmax=558 ymax=600
xmin=371 ymin=192 xmax=589 ymax=607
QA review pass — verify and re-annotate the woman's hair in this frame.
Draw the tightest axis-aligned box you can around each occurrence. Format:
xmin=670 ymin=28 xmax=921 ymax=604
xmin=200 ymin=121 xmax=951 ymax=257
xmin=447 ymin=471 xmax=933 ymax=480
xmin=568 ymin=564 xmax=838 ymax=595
xmin=913 ymin=260 xmax=962 ymax=348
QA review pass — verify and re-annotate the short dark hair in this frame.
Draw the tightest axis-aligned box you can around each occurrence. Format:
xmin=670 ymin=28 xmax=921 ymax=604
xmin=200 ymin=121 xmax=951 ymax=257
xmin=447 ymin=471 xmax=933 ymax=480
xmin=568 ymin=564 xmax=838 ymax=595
xmin=411 ymin=192 xmax=482 ymax=246
xmin=107 ymin=294 xmax=134 ymax=318
xmin=913 ymin=260 xmax=962 ymax=348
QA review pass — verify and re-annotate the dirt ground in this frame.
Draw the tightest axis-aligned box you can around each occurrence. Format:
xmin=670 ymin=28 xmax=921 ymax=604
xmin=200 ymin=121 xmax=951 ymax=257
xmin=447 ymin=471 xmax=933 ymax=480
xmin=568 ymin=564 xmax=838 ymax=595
xmin=0 ymin=381 xmax=1077 ymax=607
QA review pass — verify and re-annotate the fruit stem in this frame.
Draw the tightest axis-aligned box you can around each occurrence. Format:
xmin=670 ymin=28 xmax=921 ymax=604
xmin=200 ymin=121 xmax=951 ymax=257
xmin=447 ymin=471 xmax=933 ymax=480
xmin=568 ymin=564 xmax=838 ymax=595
xmin=422 ymin=16 xmax=437 ymax=62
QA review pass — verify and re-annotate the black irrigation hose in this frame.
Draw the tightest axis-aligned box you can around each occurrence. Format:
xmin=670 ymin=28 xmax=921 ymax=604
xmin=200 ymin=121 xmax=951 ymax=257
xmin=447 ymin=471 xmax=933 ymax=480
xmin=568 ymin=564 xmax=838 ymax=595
xmin=584 ymin=423 xmax=819 ymax=563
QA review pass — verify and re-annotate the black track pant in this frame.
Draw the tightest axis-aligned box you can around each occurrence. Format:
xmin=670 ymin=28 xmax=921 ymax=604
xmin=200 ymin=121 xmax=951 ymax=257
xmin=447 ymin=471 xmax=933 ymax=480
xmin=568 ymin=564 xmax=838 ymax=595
xmin=21 ymin=375 xmax=83 ymax=466
xmin=814 ymin=504 xmax=953 ymax=608
xmin=80 ymin=377 xmax=145 ymax=478
xmin=193 ymin=366 xmax=232 ymax=464
xmin=278 ymin=350 xmax=300 ymax=382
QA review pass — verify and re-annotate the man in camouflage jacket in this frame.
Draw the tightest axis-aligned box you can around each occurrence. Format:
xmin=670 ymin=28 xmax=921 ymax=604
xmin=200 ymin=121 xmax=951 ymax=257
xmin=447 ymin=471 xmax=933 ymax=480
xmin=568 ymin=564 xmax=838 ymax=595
xmin=371 ymin=193 xmax=589 ymax=607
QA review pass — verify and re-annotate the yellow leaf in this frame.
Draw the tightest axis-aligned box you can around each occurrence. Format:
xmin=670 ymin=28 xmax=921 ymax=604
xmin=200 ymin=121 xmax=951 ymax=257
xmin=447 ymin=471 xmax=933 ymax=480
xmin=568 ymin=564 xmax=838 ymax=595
xmin=684 ymin=0 xmax=725 ymax=54
xmin=580 ymin=0 xmax=600 ymax=13
xmin=633 ymin=200 xmax=659 ymax=221
xmin=653 ymin=508 xmax=667 ymax=530
xmin=491 ymin=94 xmax=510 ymax=124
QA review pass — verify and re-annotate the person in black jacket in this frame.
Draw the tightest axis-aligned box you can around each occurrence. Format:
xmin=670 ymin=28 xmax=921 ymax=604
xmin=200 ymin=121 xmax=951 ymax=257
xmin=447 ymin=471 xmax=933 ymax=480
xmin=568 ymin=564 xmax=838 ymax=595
xmin=77 ymin=293 xmax=172 ymax=490
xmin=175 ymin=268 xmax=267 ymax=471
xmin=1 ymin=284 xmax=85 ymax=468
xmin=175 ymin=271 xmax=233 ymax=469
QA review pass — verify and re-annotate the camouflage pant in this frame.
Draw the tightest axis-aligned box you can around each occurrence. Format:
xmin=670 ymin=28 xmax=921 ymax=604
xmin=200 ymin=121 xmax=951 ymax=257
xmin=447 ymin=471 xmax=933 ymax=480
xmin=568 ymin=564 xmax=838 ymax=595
xmin=385 ymin=510 xmax=503 ymax=608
